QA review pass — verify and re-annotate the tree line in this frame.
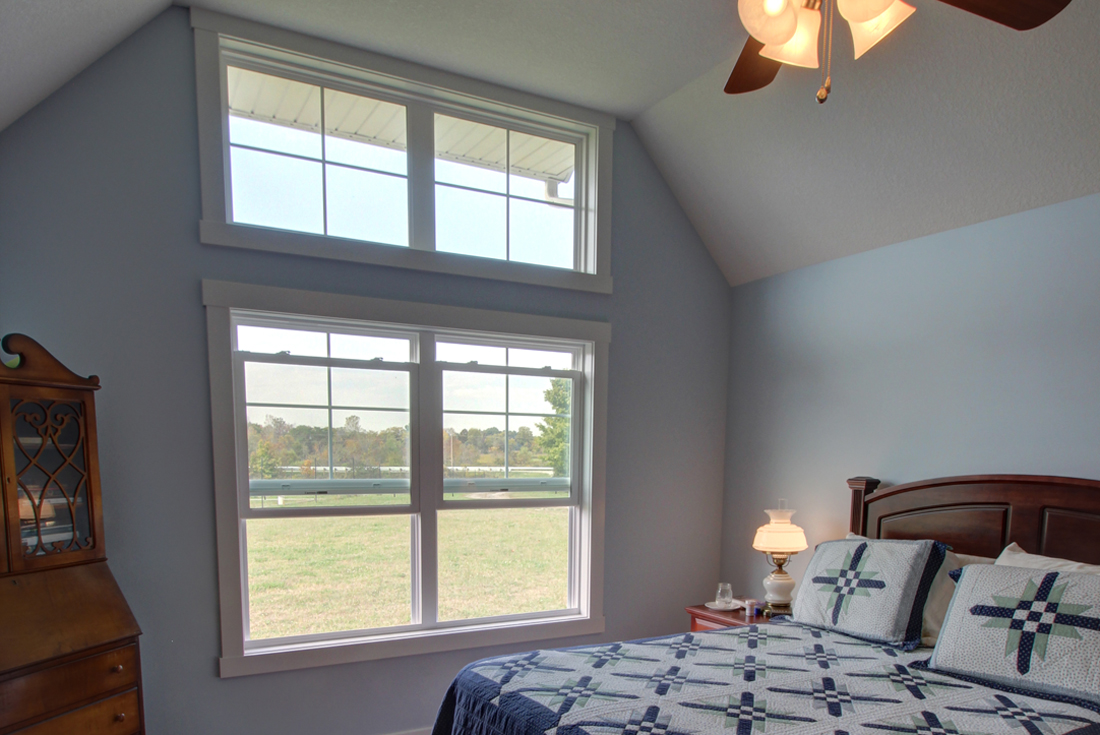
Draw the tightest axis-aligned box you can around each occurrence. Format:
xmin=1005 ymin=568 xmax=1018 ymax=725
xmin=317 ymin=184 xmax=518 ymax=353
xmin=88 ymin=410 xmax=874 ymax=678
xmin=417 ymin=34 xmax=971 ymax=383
xmin=248 ymin=378 xmax=570 ymax=479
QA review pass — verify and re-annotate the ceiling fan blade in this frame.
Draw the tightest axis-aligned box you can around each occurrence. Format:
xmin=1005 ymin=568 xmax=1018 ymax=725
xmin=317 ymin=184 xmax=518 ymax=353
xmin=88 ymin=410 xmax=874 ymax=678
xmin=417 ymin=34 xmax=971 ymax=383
xmin=725 ymin=37 xmax=783 ymax=94
xmin=934 ymin=0 xmax=1072 ymax=30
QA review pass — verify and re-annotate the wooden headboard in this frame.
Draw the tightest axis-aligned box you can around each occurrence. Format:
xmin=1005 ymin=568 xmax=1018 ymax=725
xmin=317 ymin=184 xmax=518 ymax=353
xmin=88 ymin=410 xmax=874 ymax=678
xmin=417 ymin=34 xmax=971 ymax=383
xmin=849 ymin=474 xmax=1100 ymax=564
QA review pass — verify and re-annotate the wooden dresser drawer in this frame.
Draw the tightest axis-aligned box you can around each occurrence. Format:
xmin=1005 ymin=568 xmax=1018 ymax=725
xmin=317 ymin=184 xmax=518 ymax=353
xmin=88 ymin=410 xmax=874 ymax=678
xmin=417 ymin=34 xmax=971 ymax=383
xmin=12 ymin=689 xmax=139 ymax=735
xmin=691 ymin=616 xmax=732 ymax=632
xmin=0 ymin=645 xmax=137 ymax=730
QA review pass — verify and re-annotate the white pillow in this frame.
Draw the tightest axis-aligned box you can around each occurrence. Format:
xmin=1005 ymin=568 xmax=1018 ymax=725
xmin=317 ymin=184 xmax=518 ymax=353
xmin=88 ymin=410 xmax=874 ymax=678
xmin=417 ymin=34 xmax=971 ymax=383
xmin=921 ymin=551 xmax=994 ymax=646
xmin=845 ymin=532 xmax=994 ymax=646
xmin=995 ymin=542 xmax=1100 ymax=574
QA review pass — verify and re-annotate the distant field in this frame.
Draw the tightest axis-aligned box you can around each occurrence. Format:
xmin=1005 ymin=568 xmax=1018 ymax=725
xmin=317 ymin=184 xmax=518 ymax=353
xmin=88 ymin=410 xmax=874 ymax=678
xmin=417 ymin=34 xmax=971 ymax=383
xmin=246 ymin=506 xmax=569 ymax=640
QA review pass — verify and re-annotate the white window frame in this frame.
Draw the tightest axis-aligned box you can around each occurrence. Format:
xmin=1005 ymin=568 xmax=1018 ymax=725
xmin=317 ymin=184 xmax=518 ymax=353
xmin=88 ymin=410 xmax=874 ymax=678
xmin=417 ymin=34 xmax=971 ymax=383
xmin=192 ymin=8 xmax=615 ymax=294
xmin=204 ymin=280 xmax=609 ymax=677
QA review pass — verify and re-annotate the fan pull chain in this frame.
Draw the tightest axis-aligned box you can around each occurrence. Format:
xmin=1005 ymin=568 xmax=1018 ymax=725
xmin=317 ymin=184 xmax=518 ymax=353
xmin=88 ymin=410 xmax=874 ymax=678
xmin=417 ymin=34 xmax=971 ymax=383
xmin=817 ymin=0 xmax=834 ymax=103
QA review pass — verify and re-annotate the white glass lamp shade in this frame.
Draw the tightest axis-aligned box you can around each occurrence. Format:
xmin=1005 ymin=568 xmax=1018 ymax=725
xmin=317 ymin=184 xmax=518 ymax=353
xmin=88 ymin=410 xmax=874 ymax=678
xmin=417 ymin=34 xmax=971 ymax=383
xmin=752 ymin=508 xmax=809 ymax=553
xmin=738 ymin=0 xmax=798 ymax=46
xmin=760 ymin=7 xmax=821 ymax=69
xmin=836 ymin=0 xmax=894 ymax=24
xmin=847 ymin=0 xmax=915 ymax=59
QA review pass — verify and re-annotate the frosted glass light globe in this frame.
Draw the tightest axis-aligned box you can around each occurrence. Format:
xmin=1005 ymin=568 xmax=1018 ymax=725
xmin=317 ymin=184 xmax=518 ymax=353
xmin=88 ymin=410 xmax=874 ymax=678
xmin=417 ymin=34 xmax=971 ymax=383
xmin=738 ymin=0 xmax=798 ymax=46
xmin=837 ymin=0 xmax=894 ymax=24
xmin=763 ymin=0 xmax=789 ymax=16
xmin=760 ymin=6 xmax=821 ymax=69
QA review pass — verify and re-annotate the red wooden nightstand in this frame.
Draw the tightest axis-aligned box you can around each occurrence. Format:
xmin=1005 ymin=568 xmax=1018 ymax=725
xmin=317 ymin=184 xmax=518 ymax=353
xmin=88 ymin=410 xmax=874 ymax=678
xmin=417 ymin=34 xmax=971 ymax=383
xmin=685 ymin=604 xmax=760 ymax=631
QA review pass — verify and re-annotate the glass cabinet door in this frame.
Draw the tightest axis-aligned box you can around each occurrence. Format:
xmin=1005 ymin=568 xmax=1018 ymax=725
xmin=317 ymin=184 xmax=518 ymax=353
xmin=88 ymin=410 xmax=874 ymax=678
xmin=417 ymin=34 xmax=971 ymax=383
xmin=3 ymin=387 xmax=101 ymax=567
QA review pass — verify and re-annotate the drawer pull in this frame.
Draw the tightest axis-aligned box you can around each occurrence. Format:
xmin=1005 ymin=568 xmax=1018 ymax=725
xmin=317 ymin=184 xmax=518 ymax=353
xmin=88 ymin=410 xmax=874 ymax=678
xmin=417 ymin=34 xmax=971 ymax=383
xmin=111 ymin=664 xmax=125 ymax=673
xmin=115 ymin=712 xmax=127 ymax=722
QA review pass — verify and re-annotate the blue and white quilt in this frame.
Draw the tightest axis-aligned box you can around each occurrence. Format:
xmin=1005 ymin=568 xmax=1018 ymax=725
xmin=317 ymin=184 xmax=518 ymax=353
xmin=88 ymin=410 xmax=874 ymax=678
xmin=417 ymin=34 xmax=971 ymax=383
xmin=432 ymin=621 xmax=1100 ymax=735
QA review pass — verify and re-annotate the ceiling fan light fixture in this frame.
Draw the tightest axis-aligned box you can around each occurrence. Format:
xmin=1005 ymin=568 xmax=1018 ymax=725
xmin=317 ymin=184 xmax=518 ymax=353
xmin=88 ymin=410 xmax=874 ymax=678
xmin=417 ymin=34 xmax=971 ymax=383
xmin=836 ymin=0 xmax=893 ymax=24
xmin=847 ymin=0 xmax=915 ymax=59
xmin=760 ymin=6 xmax=822 ymax=68
xmin=738 ymin=0 xmax=799 ymax=46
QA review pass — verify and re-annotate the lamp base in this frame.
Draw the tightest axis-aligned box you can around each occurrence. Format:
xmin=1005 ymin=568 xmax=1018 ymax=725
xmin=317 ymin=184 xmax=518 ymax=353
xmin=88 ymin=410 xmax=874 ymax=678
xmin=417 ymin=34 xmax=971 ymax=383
xmin=761 ymin=564 xmax=796 ymax=618
xmin=764 ymin=601 xmax=793 ymax=617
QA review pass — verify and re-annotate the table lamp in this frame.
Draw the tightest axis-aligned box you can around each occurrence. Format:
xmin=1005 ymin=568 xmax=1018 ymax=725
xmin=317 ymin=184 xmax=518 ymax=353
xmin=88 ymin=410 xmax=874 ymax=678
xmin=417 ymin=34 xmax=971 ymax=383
xmin=752 ymin=500 xmax=808 ymax=616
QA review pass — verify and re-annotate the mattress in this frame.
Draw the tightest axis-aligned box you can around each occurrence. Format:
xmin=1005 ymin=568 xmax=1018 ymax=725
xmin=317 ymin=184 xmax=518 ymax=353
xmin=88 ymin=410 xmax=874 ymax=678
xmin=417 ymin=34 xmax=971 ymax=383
xmin=432 ymin=620 xmax=1100 ymax=735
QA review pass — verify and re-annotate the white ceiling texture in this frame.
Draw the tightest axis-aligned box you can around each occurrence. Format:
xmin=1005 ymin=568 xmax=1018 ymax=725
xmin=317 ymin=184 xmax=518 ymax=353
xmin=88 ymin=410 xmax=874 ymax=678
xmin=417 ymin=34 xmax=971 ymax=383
xmin=3 ymin=0 xmax=1097 ymax=286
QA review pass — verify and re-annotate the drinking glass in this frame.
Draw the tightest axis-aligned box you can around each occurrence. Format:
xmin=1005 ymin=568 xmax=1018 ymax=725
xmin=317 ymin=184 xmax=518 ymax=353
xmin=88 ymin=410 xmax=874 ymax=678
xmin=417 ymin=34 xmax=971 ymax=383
xmin=715 ymin=582 xmax=734 ymax=608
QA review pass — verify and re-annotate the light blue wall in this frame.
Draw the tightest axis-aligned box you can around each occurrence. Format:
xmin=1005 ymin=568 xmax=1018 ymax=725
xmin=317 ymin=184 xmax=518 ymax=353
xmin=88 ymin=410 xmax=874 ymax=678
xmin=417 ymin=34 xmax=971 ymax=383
xmin=722 ymin=192 xmax=1100 ymax=596
xmin=0 ymin=9 xmax=730 ymax=734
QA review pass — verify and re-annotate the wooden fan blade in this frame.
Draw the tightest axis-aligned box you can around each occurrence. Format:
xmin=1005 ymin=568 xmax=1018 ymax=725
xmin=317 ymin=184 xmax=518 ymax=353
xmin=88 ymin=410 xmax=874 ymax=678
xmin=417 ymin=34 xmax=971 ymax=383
xmin=934 ymin=0 xmax=1072 ymax=30
xmin=725 ymin=37 xmax=783 ymax=94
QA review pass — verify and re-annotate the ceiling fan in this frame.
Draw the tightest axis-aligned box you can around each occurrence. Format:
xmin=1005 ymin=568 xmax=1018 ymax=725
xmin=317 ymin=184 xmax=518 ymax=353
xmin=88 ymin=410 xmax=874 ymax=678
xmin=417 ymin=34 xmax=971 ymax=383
xmin=725 ymin=0 xmax=1073 ymax=101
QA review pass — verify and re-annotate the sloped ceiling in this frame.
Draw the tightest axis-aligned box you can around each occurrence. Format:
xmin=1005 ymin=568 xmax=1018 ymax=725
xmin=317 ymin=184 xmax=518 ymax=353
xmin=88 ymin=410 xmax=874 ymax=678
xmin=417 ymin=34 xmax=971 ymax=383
xmin=3 ymin=0 xmax=1097 ymax=286
xmin=634 ymin=0 xmax=1100 ymax=285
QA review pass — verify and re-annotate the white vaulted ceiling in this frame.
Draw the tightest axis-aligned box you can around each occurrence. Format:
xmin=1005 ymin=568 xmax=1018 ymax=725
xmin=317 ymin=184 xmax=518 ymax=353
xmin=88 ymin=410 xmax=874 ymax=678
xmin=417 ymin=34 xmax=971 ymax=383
xmin=3 ymin=0 xmax=1099 ymax=286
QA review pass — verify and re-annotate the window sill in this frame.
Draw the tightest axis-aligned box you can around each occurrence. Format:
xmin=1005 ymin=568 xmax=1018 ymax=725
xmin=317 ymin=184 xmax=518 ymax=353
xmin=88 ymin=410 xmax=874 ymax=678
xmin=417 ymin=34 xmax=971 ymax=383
xmin=200 ymin=221 xmax=613 ymax=294
xmin=218 ymin=613 xmax=606 ymax=677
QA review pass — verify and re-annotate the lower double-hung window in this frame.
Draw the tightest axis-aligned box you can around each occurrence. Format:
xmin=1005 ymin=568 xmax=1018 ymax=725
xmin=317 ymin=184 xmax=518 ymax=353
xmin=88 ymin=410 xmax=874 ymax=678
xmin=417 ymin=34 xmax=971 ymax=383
xmin=207 ymin=287 xmax=606 ymax=675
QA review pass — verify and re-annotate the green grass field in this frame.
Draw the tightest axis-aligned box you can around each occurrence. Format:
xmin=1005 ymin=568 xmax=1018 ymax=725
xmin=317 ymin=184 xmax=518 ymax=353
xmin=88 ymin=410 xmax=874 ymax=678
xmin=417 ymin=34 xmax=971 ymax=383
xmin=246 ymin=507 xmax=569 ymax=640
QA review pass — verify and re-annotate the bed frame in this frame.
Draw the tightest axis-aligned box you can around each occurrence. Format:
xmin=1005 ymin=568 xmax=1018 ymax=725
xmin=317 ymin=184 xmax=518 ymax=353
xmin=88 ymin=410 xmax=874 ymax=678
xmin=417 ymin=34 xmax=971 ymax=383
xmin=849 ymin=474 xmax=1100 ymax=564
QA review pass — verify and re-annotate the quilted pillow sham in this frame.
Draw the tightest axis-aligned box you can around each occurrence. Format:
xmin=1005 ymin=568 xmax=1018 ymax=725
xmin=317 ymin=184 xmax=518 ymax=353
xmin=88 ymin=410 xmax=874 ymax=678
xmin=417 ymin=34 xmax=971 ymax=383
xmin=930 ymin=564 xmax=1100 ymax=701
xmin=792 ymin=538 xmax=946 ymax=650
xmin=846 ymin=532 xmax=994 ymax=645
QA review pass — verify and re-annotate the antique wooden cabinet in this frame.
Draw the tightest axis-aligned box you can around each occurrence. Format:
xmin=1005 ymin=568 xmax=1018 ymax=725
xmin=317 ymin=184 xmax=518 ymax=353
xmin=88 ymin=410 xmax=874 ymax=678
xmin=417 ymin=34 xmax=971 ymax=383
xmin=0 ymin=334 xmax=143 ymax=735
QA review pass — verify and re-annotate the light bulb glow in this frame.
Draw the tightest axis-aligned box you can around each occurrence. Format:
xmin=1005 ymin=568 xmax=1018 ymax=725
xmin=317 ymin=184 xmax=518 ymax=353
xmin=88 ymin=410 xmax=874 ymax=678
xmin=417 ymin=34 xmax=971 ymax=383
xmin=847 ymin=0 xmax=915 ymax=59
xmin=739 ymin=0 xmax=798 ymax=46
xmin=760 ymin=6 xmax=821 ymax=69
xmin=763 ymin=0 xmax=788 ymax=17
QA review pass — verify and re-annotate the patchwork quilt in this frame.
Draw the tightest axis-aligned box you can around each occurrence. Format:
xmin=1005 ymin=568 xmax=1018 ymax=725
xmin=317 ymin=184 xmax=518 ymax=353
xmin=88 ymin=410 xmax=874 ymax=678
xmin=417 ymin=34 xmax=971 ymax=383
xmin=432 ymin=621 xmax=1100 ymax=735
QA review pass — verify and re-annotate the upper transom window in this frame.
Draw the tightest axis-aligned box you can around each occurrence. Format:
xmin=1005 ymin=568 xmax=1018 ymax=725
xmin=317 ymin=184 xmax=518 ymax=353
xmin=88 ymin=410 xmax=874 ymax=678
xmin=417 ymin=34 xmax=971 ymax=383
xmin=192 ymin=13 xmax=614 ymax=292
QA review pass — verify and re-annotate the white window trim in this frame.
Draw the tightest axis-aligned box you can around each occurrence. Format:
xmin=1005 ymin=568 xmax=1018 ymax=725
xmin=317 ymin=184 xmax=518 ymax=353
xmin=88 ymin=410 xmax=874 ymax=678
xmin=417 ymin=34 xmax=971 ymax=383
xmin=204 ymin=280 xmax=609 ymax=677
xmin=192 ymin=8 xmax=615 ymax=294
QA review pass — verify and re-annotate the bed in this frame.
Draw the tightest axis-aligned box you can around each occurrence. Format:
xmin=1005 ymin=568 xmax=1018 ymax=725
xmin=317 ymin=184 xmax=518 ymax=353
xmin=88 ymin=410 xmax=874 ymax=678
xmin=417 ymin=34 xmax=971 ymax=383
xmin=432 ymin=474 xmax=1100 ymax=735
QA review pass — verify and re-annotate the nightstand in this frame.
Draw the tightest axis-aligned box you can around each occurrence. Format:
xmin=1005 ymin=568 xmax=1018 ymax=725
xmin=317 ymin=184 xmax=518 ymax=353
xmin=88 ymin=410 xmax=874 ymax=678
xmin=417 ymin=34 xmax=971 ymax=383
xmin=685 ymin=604 xmax=760 ymax=632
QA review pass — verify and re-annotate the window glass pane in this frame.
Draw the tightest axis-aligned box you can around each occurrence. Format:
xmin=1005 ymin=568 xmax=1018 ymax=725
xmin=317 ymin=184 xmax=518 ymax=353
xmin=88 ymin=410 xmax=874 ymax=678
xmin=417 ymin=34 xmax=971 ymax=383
xmin=437 ymin=342 xmax=506 ymax=366
xmin=230 ymin=147 xmax=324 ymax=234
xmin=244 ymin=363 xmax=328 ymax=405
xmin=237 ymin=325 xmax=327 ymax=357
xmin=326 ymin=137 xmax=407 ymax=174
xmin=332 ymin=410 xmax=410 ymax=480
xmin=556 ymin=173 xmax=575 ymax=201
xmin=509 ymin=130 xmax=574 ymax=195
xmin=507 ymin=347 xmax=573 ymax=370
xmin=437 ymin=508 xmax=569 ymax=621
xmin=509 ymin=198 xmax=574 ymax=269
xmin=507 ymin=415 xmax=555 ymax=477
xmin=229 ymin=117 xmax=322 ymax=159
xmin=324 ymin=90 xmax=407 ymax=175
xmin=435 ymin=185 xmax=506 ymax=260
xmin=509 ymin=375 xmax=568 ymax=415
xmin=443 ymin=371 xmax=505 ymax=413
xmin=330 ymin=334 xmax=411 ymax=362
xmin=246 ymin=406 xmax=329 ymax=480
xmin=325 ymin=165 xmax=408 ymax=246
xmin=435 ymin=160 xmax=506 ymax=193
xmin=508 ymin=174 xmax=546 ymax=200
xmin=528 ymin=411 xmax=570 ymax=479
xmin=331 ymin=368 xmax=408 ymax=409
xmin=435 ymin=114 xmax=507 ymax=193
xmin=246 ymin=516 xmax=412 ymax=639
xmin=227 ymin=67 xmax=322 ymax=158
xmin=443 ymin=415 xmax=506 ymax=477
